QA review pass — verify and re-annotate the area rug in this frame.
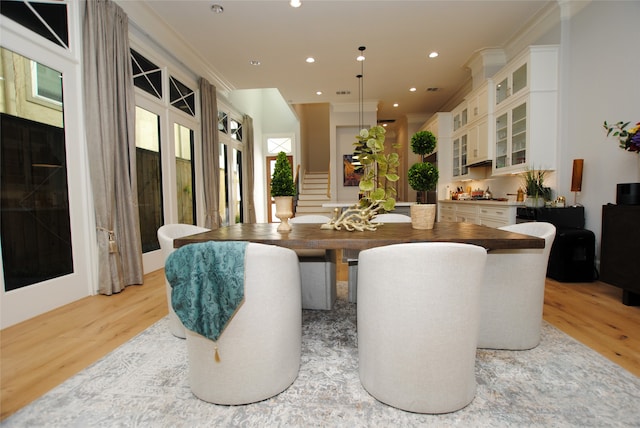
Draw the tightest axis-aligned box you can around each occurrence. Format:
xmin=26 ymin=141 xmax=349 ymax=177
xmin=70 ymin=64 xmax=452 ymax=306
xmin=4 ymin=284 xmax=639 ymax=427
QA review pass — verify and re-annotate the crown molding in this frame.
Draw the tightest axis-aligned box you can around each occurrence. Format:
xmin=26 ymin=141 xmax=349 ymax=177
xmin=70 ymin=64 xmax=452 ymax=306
xmin=117 ymin=1 xmax=234 ymax=95
xmin=504 ymin=1 xmax=561 ymax=60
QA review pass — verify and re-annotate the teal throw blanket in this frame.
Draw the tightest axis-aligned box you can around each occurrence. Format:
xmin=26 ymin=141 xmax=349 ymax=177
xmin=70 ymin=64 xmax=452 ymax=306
xmin=165 ymin=241 xmax=248 ymax=341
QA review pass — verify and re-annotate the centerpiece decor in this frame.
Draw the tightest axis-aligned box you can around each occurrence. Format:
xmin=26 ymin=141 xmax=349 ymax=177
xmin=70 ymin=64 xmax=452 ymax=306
xmin=322 ymin=126 xmax=400 ymax=231
xmin=407 ymin=130 xmax=439 ymax=229
xmin=271 ymin=151 xmax=296 ymax=232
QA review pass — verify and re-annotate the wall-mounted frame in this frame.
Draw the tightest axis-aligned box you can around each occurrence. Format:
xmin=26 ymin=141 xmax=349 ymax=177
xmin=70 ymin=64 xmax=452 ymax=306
xmin=343 ymin=154 xmax=362 ymax=186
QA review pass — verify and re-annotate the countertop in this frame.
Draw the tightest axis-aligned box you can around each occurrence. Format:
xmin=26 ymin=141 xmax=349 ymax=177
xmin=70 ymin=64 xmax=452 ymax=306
xmin=439 ymin=199 xmax=525 ymax=207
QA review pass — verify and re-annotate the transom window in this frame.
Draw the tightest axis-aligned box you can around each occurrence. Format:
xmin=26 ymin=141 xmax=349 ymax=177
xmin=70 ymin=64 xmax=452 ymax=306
xmin=169 ymin=75 xmax=195 ymax=117
xmin=0 ymin=0 xmax=69 ymax=49
xmin=131 ymin=49 xmax=162 ymax=99
xmin=267 ymin=137 xmax=292 ymax=154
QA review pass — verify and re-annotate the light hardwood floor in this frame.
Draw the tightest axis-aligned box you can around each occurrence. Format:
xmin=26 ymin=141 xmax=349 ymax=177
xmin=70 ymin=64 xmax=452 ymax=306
xmin=1 ymin=263 xmax=639 ymax=420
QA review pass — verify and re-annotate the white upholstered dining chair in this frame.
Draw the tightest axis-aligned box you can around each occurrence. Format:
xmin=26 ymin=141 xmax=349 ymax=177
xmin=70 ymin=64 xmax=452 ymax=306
xmin=357 ymin=242 xmax=487 ymax=413
xmin=477 ymin=222 xmax=556 ymax=350
xmin=167 ymin=241 xmax=302 ymax=405
xmin=158 ymin=223 xmax=210 ymax=338
xmin=289 ymin=214 xmax=336 ymax=310
xmin=345 ymin=213 xmax=412 ymax=303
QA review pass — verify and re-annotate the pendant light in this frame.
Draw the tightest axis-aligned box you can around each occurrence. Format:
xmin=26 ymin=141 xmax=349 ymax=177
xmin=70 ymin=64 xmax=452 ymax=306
xmin=356 ymin=46 xmax=366 ymax=131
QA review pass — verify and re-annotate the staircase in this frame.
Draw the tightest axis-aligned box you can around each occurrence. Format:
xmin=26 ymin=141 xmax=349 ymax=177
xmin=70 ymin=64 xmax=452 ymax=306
xmin=295 ymin=172 xmax=333 ymax=217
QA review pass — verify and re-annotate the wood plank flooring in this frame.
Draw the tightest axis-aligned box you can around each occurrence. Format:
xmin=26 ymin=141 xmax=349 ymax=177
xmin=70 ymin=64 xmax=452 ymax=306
xmin=1 ymin=265 xmax=639 ymax=421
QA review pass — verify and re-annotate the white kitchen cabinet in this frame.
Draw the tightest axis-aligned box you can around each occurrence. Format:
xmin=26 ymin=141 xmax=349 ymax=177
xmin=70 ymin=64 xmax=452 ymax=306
xmin=478 ymin=205 xmax=514 ymax=228
xmin=438 ymin=201 xmax=520 ymax=228
xmin=465 ymin=81 xmax=492 ymax=166
xmin=455 ymin=204 xmax=479 ymax=224
xmin=492 ymin=45 xmax=559 ymax=175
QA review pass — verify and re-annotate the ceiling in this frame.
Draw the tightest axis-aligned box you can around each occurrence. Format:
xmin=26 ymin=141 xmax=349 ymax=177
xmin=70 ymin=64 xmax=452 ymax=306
xmin=144 ymin=0 xmax=552 ymax=129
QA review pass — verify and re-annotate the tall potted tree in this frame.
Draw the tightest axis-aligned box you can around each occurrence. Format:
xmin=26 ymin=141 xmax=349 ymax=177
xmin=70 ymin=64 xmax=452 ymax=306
xmin=407 ymin=130 xmax=439 ymax=229
xmin=271 ymin=151 xmax=296 ymax=232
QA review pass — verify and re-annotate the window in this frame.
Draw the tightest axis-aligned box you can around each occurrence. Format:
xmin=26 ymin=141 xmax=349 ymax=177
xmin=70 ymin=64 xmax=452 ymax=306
xmin=267 ymin=137 xmax=292 ymax=154
xmin=175 ymin=123 xmax=195 ymax=224
xmin=0 ymin=1 xmax=69 ymax=49
xmin=169 ymin=75 xmax=195 ymax=116
xmin=0 ymin=48 xmax=72 ymax=290
xmin=135 ymin=106 xmax=163 ymax=252
xmin=32 ymin=61 xmax=63 ymax=105
xmin=131 ymin=47 xmax=200 ymax=258
xmin=218 ymin=107 xmax=244 ymax=226
xmin=131 ymin=49 xmax=162 ymax=99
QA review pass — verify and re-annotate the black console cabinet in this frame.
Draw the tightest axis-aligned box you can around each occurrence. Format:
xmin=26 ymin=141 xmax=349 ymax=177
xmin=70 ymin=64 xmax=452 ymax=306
xmin=600 ymin=205 xmax=640 ymax=305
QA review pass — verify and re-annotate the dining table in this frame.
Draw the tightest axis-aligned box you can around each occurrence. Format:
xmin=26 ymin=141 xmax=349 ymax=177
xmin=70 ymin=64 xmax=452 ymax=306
xmin=174 ymin=221 xmax=545 ymax=303
xmin=173 ymin=221 xmax=545 ymax=251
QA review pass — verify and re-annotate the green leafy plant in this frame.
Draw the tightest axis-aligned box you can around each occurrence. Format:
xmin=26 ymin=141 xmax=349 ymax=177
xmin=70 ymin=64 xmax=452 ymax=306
xmin=521 ymin=167 xmax=551 ymax=200
xmin=603 ymin=120 xmax=640 ymax=152
xmin=407 ymin=130 xmax=438 ymax=203
xmin=270 ymin=151 xmax=296 ymax=197
xmin=352 ymin=126 xmax=400 ymax=212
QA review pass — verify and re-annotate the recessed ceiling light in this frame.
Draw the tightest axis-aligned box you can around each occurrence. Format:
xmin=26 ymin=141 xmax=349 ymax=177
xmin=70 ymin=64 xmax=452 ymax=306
xmin=306 ymin=57 xmax=315 ymax=63
xmin=211 ymin=4 xmax=223 ymax=13
xmin=409 ymin=87 xmax=417 ymax=92
xmin=316 ymin=91 xmax=323 ymax=95
xmin=393 ymin=103 xmax=399 ymax=107
xmin=428 ymin=51 xmax=439 ymax=58
xmin=249 ymin=60 xmax=261 ymax=66
xmin=290 ymin=0 xmax=302 ymax=7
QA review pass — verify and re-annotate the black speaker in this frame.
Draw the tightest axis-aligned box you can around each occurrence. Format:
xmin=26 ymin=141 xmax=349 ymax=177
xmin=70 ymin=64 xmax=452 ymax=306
xmin=547 ymin=228 xmax=595 ymax=282
xmin=616 ymin=183 xmax=640 ymax=205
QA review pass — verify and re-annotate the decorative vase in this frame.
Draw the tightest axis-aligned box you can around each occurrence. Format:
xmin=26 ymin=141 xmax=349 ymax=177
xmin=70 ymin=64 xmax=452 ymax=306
xmin=274 ymin=196 xmax=293 ymax=232
xmin=410 ymin=204 xmax=436 ymax=230
xmin=525 ymin=196 xmax=545 ymax=208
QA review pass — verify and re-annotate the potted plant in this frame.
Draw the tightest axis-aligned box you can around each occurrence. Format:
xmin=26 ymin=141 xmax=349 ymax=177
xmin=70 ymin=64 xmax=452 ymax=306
xmin=407 ymin=130 xmax=439 ymax=229
xmin=271 ymin=151 xmax=296 ymax=232
xmin=352 ymin=125 xmax=400 ymax=213
xmin=521 ymin=167 xmax=551 ymax=207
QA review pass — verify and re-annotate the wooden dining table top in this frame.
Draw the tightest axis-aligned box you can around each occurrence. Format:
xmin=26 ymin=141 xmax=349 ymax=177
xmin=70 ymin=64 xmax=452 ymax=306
xmin=173 ymin=222 xmax=545 ymax=252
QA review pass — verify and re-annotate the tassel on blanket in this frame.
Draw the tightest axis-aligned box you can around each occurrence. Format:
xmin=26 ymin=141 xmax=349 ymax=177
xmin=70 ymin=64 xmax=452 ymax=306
xmin=214 ymin=344 xmax=221 ymax=363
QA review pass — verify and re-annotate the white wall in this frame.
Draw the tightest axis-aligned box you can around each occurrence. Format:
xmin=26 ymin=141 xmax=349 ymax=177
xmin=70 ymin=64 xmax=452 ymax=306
xmin=563 ymin=1 xmax=639 ymax=259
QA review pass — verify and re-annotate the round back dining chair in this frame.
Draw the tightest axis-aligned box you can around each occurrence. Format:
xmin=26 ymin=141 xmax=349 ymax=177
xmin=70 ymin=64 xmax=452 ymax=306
xmin=371 ymin=213 xmax=412 ymax=223
xmin=478 ymin=221 xmax=556 ymax=350
xmin=357 ymin=242 xmax=487 ymax=414
xmin=173 ymin=242 xmax=302 ymax=405
xmin=346 ymin=212 xmax=412 ymax=303
xmin=158 ymin=224 xmax=210 ymax=338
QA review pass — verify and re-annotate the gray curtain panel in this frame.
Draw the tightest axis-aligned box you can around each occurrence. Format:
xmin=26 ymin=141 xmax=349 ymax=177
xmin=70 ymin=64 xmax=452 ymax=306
xmin=199 ymin=78 xmax=222 ymax=229
xmin=83 ymin=0 xmax=143 ymax=295
xmin=243 ymin=114 xmax=257 ymax=224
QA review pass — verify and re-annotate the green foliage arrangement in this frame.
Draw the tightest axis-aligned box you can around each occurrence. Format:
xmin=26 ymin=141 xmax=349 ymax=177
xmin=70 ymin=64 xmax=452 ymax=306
xmin=270 ymin=151 xmax=296 ymax=197
xmin=353 ymin=126 xmax=401 ymax=212
xmin=410 ymin=130 xmax=437 ymax=157
xmin=407 ymin=130 xmax=439 ymax=202
xmin=522 ymin=167 xmax=551 ymax=200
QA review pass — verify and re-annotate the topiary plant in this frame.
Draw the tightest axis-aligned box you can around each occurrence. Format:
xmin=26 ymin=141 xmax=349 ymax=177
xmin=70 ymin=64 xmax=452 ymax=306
xmin=270 ymin=151 xmax=296 ymax=197
xmin=408 ymin=130 xmax=438 ymax=203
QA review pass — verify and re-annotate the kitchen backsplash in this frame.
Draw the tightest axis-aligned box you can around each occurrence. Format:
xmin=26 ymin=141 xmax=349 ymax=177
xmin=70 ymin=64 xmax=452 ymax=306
xmin=444 ymin=168 xmax=558 ymax=201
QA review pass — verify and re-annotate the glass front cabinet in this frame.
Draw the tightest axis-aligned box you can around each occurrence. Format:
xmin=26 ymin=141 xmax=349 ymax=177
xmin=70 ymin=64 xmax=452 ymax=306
xmin=465 ymin=81 xmax=492 ymax=166
xmin=492 ymin=45 xmax=559 ymax=175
